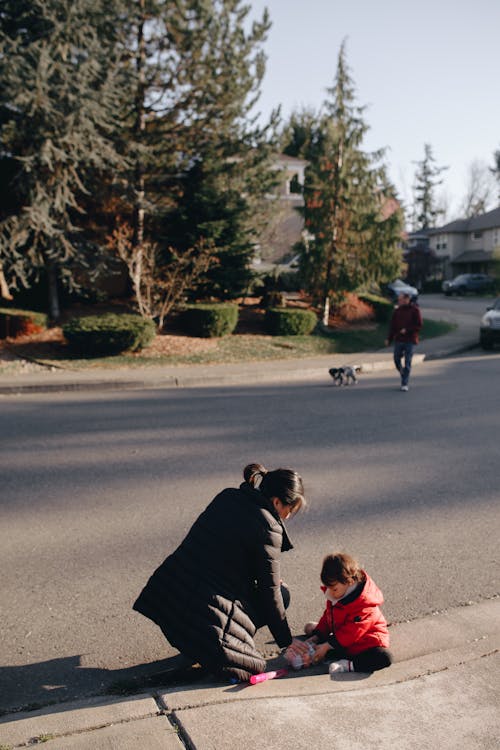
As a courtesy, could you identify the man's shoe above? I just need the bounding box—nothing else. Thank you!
[400,385,409,391]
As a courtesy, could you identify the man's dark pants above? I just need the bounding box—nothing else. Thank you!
[393,341,414,387]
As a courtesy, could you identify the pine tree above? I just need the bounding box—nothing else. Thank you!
[412,143,448,230]
[152,0,279,300]
[101,0,278,305]
[293,42,401,324]
[0,0,125,320]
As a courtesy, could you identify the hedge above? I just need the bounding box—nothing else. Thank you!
[62,313,155,356]
[0,307,48,339]
[265,307,317,336]
[181,304,239,338]
[358,293,394,323]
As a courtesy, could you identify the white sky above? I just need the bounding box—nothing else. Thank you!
[248,0,500,220]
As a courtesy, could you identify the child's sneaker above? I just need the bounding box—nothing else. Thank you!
[329,659,353,675]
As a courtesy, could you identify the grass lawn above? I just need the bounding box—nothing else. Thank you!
[6,318,456,370]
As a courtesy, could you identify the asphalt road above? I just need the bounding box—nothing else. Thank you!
[1,352,499,713]
[419,292,496,316]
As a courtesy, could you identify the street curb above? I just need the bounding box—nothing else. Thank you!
[0,345,478,395]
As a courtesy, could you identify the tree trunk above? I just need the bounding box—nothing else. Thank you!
[47,263,61,322]
[132,1,146,251]
[0,265,13,300]
[321,141,343,327]
[322,296,330,327]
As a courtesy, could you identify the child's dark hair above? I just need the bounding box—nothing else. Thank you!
[320,552,365,586]
[243,462,306,515]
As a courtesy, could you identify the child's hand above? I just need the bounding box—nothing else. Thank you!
[310,642,331,664]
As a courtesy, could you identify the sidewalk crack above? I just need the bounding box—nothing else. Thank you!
[154,694,194,750]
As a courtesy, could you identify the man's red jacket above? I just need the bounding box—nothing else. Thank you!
[387,302,423,344]
[312,573,390,655]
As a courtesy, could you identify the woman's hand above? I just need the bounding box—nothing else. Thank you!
[285,637,317,666]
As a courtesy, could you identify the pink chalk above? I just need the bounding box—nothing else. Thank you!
[249,668,288,685]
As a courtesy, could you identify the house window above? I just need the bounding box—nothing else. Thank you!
[289,174,302,194]
[472,230,482,240]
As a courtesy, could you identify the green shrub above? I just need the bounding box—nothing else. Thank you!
[0,307,48,339]
[181,304,239,338]
[62,314,155,356]
[265,307,317,336]
[358,293,393,323]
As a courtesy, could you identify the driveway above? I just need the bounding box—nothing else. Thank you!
[419,293,496,317]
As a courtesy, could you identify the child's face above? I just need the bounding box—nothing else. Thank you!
[324,580,351,599]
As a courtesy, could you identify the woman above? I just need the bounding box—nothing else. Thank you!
[133,462,306,682]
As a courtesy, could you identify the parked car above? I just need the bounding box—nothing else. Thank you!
[442,273,495,296]
[479,297,500,350]
[385,279,419,303]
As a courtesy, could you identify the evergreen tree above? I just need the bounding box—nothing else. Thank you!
[281,107,324,162]
[288,42,402,324]
[0,0,126,319]
[154,0,278,299]
[412,143,448,230]
[102,0,278,304]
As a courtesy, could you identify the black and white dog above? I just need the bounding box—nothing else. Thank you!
[329,365,361,386]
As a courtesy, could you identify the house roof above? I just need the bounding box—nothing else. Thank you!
[453,250,493,263]
[274,153,309,167]
[430,205,500,234]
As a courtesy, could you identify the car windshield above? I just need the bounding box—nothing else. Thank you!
[453,275,469,283]
[494,299,500,311]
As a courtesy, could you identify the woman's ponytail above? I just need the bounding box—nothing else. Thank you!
[243,463,267,488]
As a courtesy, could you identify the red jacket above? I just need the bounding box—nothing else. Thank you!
[387,303,422,344]
[313,573,389,656]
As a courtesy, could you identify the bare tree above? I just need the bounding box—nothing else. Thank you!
[490,149,500,202]
[460,159,497,218]
[108,223,216,331]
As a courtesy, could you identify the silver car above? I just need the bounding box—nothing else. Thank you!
[386,279,419,303]
[479,298,500,350]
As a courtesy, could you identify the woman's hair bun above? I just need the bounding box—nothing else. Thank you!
[243,463,267,487]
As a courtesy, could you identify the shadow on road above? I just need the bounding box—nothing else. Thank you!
[0,653,206,716]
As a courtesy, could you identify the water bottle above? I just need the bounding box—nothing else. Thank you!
[290,641,316,670]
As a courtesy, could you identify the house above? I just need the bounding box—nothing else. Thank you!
[428,206,500,279]
[252,154,308,272]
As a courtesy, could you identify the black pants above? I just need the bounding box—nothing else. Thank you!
[329,645,393,672]
[251,582,290,628]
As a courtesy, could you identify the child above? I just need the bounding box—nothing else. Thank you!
[287,552,392,673]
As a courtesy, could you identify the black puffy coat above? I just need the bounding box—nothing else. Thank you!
[133,482,294,681]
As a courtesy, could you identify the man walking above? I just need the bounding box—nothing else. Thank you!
[385,292,423,391]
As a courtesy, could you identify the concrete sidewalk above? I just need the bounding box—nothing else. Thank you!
[1,598,498,749]
[0,306,480,395]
